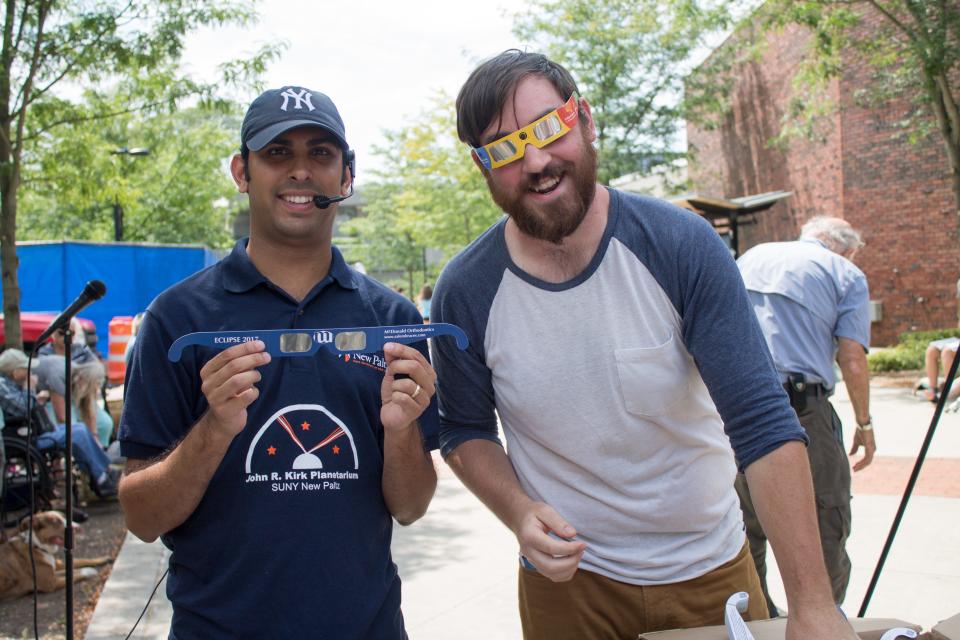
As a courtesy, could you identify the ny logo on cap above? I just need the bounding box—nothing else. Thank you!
[280,88,314,112]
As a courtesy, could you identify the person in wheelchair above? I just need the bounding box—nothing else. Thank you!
[0,349,118,498]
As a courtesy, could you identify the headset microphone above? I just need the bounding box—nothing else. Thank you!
[313,189,352,209]
[314,148,356,209]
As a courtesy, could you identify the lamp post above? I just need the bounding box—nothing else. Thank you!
[110,147,150,241]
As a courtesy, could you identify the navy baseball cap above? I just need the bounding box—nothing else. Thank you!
[241,86,349,152]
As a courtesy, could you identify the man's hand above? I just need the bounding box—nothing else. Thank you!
[514,502,586,582]
[199,340,270,439]
[121,340,269,543]
[380,342,435,432]
[787,604,860,640]
[849,426,876,471]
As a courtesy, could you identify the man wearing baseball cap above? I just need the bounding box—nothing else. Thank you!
[118,87,438,639]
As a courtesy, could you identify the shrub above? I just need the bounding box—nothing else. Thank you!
[867,329,960,373]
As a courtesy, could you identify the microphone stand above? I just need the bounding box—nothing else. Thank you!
[858,344,960,616]
[28,279,106,639]
[63,328,76,640]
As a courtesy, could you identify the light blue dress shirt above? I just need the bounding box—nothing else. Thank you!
[738,238,870,391]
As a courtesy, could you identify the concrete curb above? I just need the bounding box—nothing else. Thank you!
[85,533,171,640]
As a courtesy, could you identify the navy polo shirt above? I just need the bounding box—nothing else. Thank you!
[120,239,437,640]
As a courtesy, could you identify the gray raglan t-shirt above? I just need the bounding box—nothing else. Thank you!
[432,188,807,585]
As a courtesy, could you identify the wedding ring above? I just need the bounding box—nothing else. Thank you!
[411,384,422,400]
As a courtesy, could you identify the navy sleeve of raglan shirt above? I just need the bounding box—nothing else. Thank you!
[433,222,506,457]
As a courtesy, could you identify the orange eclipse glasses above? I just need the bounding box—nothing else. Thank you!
[472,93,580,170]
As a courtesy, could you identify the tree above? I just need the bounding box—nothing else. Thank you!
[688,1,960,223]
[19,91,239,247]
[767,1,960,223]
[340,183,427,294]
[341,94,501,279]
[512,0,738,184]
[1,0,280,348]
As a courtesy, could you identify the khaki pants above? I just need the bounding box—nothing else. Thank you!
[518,541,768,640]
[735,394,852,614]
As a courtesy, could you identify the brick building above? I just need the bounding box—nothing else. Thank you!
[687,10,959,346]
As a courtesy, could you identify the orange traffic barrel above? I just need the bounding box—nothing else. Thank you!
[108,316,134,384]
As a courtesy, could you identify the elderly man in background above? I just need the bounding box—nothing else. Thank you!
[736,216,876,616]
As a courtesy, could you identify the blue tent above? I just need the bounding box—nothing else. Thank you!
[7,241,218,353]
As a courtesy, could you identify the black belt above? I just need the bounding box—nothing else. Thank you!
[782,382,827,398]
[783,379,826,411]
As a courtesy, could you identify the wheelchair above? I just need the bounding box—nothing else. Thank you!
[1,418,78,528]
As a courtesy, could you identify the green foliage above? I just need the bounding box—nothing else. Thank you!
[693,1,960,191]
[0,0,282,346]
[867,328,960,372]
[897,328,960,347]
[513,0,741,184]
[18,90,239,246]
[685,15,768,133]
[341,94,502,277]
[767,1,959,149]
[868,346,924,373]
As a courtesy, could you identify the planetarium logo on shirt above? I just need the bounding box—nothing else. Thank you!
[244,404,360,493]
[339,352,386,373]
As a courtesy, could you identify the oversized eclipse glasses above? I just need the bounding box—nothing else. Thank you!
[472,93,580,170]
[167,323,469,362]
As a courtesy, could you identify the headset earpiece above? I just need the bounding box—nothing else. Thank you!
[345,149,356,179]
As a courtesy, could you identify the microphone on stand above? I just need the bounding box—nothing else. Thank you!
[30,279,106,640]
[33,280,107,349]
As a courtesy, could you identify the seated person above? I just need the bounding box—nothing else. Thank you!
[920,337,960,402]
[34,321,105,437]
[35,318,98,363]
[68,361,112,447]
[0,349,118,498]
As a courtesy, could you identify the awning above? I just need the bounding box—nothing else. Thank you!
[671,190,792,257]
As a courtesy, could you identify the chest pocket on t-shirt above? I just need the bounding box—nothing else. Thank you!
[614,332,692,417]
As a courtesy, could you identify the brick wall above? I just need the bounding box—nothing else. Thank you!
[688,12,959,345]
[839,10,959,344]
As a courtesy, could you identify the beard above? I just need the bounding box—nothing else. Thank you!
[486,133,598,245]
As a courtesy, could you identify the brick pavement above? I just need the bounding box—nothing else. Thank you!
[853,456,960,498]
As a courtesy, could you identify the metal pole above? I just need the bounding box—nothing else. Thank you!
[63,328,75,640]
[858,344,960,615]
[730,212,740,258]
[113,197,123,242]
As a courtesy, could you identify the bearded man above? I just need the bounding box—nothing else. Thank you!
[430,50,860,640]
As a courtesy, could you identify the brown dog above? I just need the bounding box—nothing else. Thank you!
[0,510,112,600]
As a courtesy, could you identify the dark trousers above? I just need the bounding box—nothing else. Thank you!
[735,392,852,615]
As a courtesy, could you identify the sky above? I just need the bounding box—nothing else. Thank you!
[182,0,530,184]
